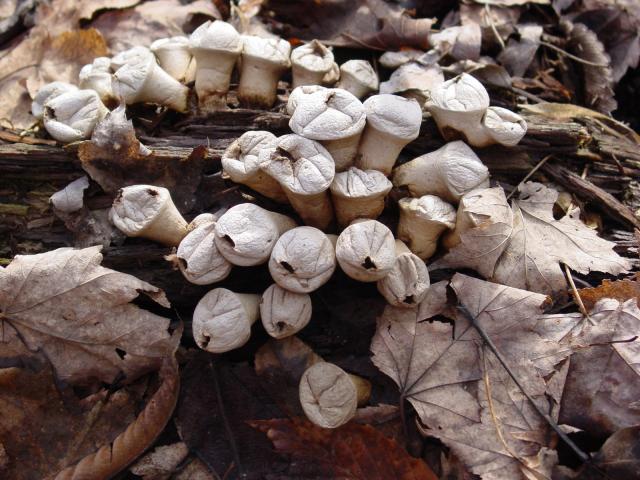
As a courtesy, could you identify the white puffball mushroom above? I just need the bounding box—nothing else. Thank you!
[286,84,327,115]
[150,36,193,83]
[192,288,260,353]
[289,88,366,171]
[377,240,430,308]
[79,57,115,105]
[397,195,456,260]
[299,362,370,429]
[425,73,490,143]
[109,185,189,246]
[221,130,288,203]
[259,134,336,230]
[290,40,335,88]
[189,20,242,109]
[336,219,396,282]
[43,89,109,143]
[336,60,378,99]
[355,94,422,175]
[379,62,445,106]
[214,203,296,266]
[379,49,424,69]
[175,217,232,285]
[482,106,527,146]
[260,284,312,339]
[322,61,340,86]
[268,226,336,293]
[329,167,392,227]
[392,141,490,203]
[111,46,151,70]
[238,35,291,108]
[112,48,189,112]
[31,82,78,120]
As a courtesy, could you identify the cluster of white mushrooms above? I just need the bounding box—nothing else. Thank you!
[38,19,529,429]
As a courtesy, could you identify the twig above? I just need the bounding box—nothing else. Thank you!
[564,263,592,321]
[457,304,590,463]
[484,3,505,51]
[539,41,609,68]
[506,154,553,200]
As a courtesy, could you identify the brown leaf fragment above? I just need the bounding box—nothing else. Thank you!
[497,24,542,77]
[433,183,631,298]
[0,245,180,386]
[577,273,640,310]
[77,106,205,211]
[574,425,640,479]
[250,418,438,480]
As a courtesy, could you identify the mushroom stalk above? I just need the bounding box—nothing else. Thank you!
[109,185,188,246]
[336,60,378,99]
[290,40,335,88]
[329,167,392,227]
[260,284,312,339]
[335,219,396,282]
[214,203,296,266]
[150,36,193,82]
[397,195,456,260]
[268,226,337,293]
[193,288,260,353]
[356,94,422,175]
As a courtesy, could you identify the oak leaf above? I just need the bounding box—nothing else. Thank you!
[371,274,578,479]
[0,246,180,386]
[433,183,630,297]
[250,418,438,480]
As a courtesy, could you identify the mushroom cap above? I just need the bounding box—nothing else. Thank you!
[150,35,190,52]
[379,62,444,96]
[335,219,396,282]
[260,284,312,339]
[399,195,457,228]
[43,89,107,143]
[290,39,334,73]
[79,57,111,79]
[339,60,378,90]
[329,167,392,199]
[260,134,335,196]
[112,52,158,102]
[222,130,277,181]
[268,226,336,293]
[111,46,153,70]
[377,252,430,308]
[110,185,172,236]
[363,94,422,140]
[176,219,232,285]
[189,20,242,54]
[31,81,78,119]
[192,288,254,353]
[482,106,527,146]
[241,35,291,68]
[379,49,424,69]
[299,362,358,428]
[214,203,291,266]
[426,72,489,113]
[289,88,366,140]
[286,85,328,115]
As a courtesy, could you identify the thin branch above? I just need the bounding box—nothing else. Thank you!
[564,263,593,322]
[540,41,609,68]
[484,4,506,51]
[506,154,553,200]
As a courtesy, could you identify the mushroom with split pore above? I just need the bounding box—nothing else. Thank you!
[397,195,456,260]
[173,213,232,285]
[43,89,109,143]
[336,60,378,99]
[286,85,327,115]
[112,47,189,112]
[260,284,312,339]
[221,130,288,203]
[79,57,115,105]
[290,40,335,88]
[150,36,194,83]
[481,106,527,147]
[377,240,430,307]
[299,362,371,429]
[268,226,336,293]
[109,185,188,246]
[355,94,422,175]
[336,219,396,282]
[289,88,366,171]
[392,140,490,203]
[31,81,78,119]
[214,203,296,266]
[238,35,291,108]
[192,288,260,353]
[259,134,335,230]
[329,167,392,227]
[189,20,242,109]
[322,61,340,86]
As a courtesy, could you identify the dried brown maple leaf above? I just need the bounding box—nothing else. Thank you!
[371,274,580,480]
[0,246,180,386]
[250,417,438,480]
[433,183,631,298]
